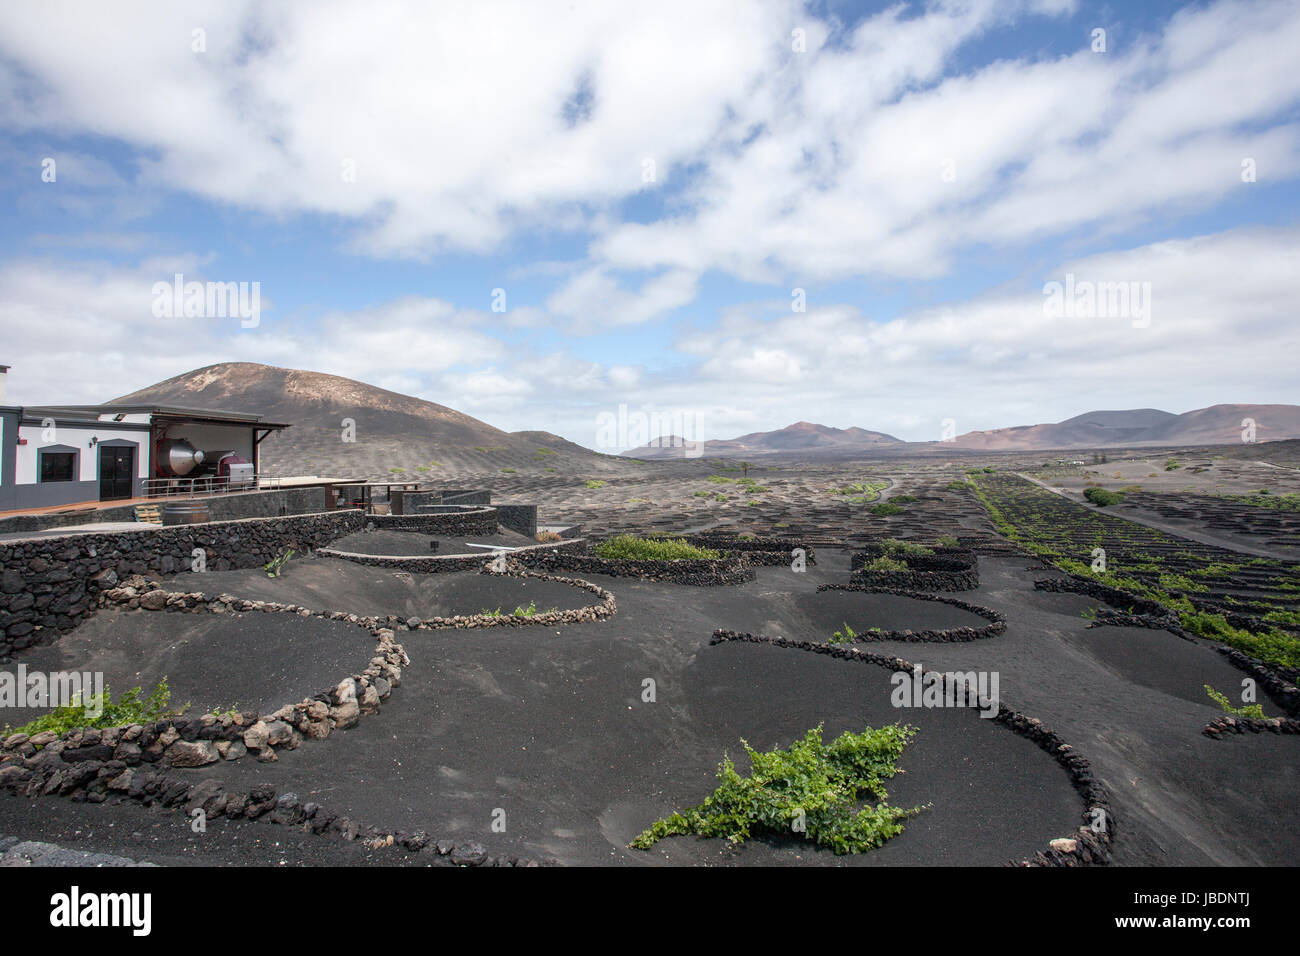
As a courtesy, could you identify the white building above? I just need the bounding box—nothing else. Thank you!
[0,391,289,513]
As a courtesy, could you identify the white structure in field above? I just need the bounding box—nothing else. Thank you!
[0,370,288,513]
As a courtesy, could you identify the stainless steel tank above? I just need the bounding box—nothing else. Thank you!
[156,439,205,477]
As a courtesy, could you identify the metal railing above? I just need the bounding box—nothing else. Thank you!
[142,474,282,499]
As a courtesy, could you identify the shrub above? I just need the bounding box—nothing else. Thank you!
[945,480,970,491]
[535,531,562,543]
[594,535,722,561]
[879,539,933,557]
[830,623,856,644]
[1204,684,1265,719]
[3,679,184,738]
[629,724,925,855]
[585,480,607,489]
[1165,458,1182,471]
[862,555,908,572]
[1083,487,1124,506]
[935,535,960,548]
[870,502,902,516]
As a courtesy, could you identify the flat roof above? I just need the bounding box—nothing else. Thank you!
[21,404,291,429]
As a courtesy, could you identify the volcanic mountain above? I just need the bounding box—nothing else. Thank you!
[109,362,627,478]
[949,404,1300,450]
[622,405,1300,458]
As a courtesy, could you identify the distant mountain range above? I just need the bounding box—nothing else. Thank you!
[108,364,1300,475]
[624,421,903,458]
[624,405,1300,458]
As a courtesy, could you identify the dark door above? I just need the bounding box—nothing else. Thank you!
[99,445,135,500]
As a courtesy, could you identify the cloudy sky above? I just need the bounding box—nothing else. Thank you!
[1,0,1297,448]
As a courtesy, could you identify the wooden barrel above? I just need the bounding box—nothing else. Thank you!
[162,500,211,525]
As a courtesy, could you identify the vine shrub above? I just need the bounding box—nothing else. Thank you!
[630,724,926,855]
[594,535,722,561]
[3,679,183,738]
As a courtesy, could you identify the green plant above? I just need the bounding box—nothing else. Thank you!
[829,623,856,644]
[1165,458,1182,471]
[1083,487,1124,506]
[870,502,902,516]
[594,535,722,561]
[1204,685,1265,719]
[861,555,907,572]
[3,679,186,738]
[501,467,516,473]
[264,548,296,577]
[879,539,934,557]
[935,535,960,548]
[629,724,925,855]
[585,479,608,489]
[946,480,971,491]
[480,607,503,617]
[509,601,555,618]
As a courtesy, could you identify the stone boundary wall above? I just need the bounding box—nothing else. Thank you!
[709,629,1112,867]
[367,507,498,536]
[513,547,757,586]
[1,578,405,774]
[317,537,585,574]
[1214,646,1300,718]
[401,567,615,630]
[849,547,979,591]
[1037,576,1300,717]
[1033,576,1173,620]
[815,584,1006,642]
[0,766,545,866]
[0,486,331,537]
[0,510,364,659]
[1202,714,1300,737]
[681,534,817,567]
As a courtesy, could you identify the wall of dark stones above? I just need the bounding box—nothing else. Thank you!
[514,548,756,586]
[370,509,499,536]
[0,510,363,660]
[0,486,331,536]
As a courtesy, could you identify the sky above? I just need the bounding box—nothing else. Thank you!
[0,0,1297,450]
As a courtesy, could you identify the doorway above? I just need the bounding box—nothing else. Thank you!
[99,444,135,500]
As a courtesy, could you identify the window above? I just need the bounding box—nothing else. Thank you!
[40,451,76,482]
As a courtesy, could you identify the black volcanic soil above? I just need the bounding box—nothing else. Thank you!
[1,541,1295,866]
[165,555,599,619]
[4,608,370,716]
[327,528,535,557]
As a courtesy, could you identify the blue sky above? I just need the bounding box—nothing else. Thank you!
[1,0,1298,448]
